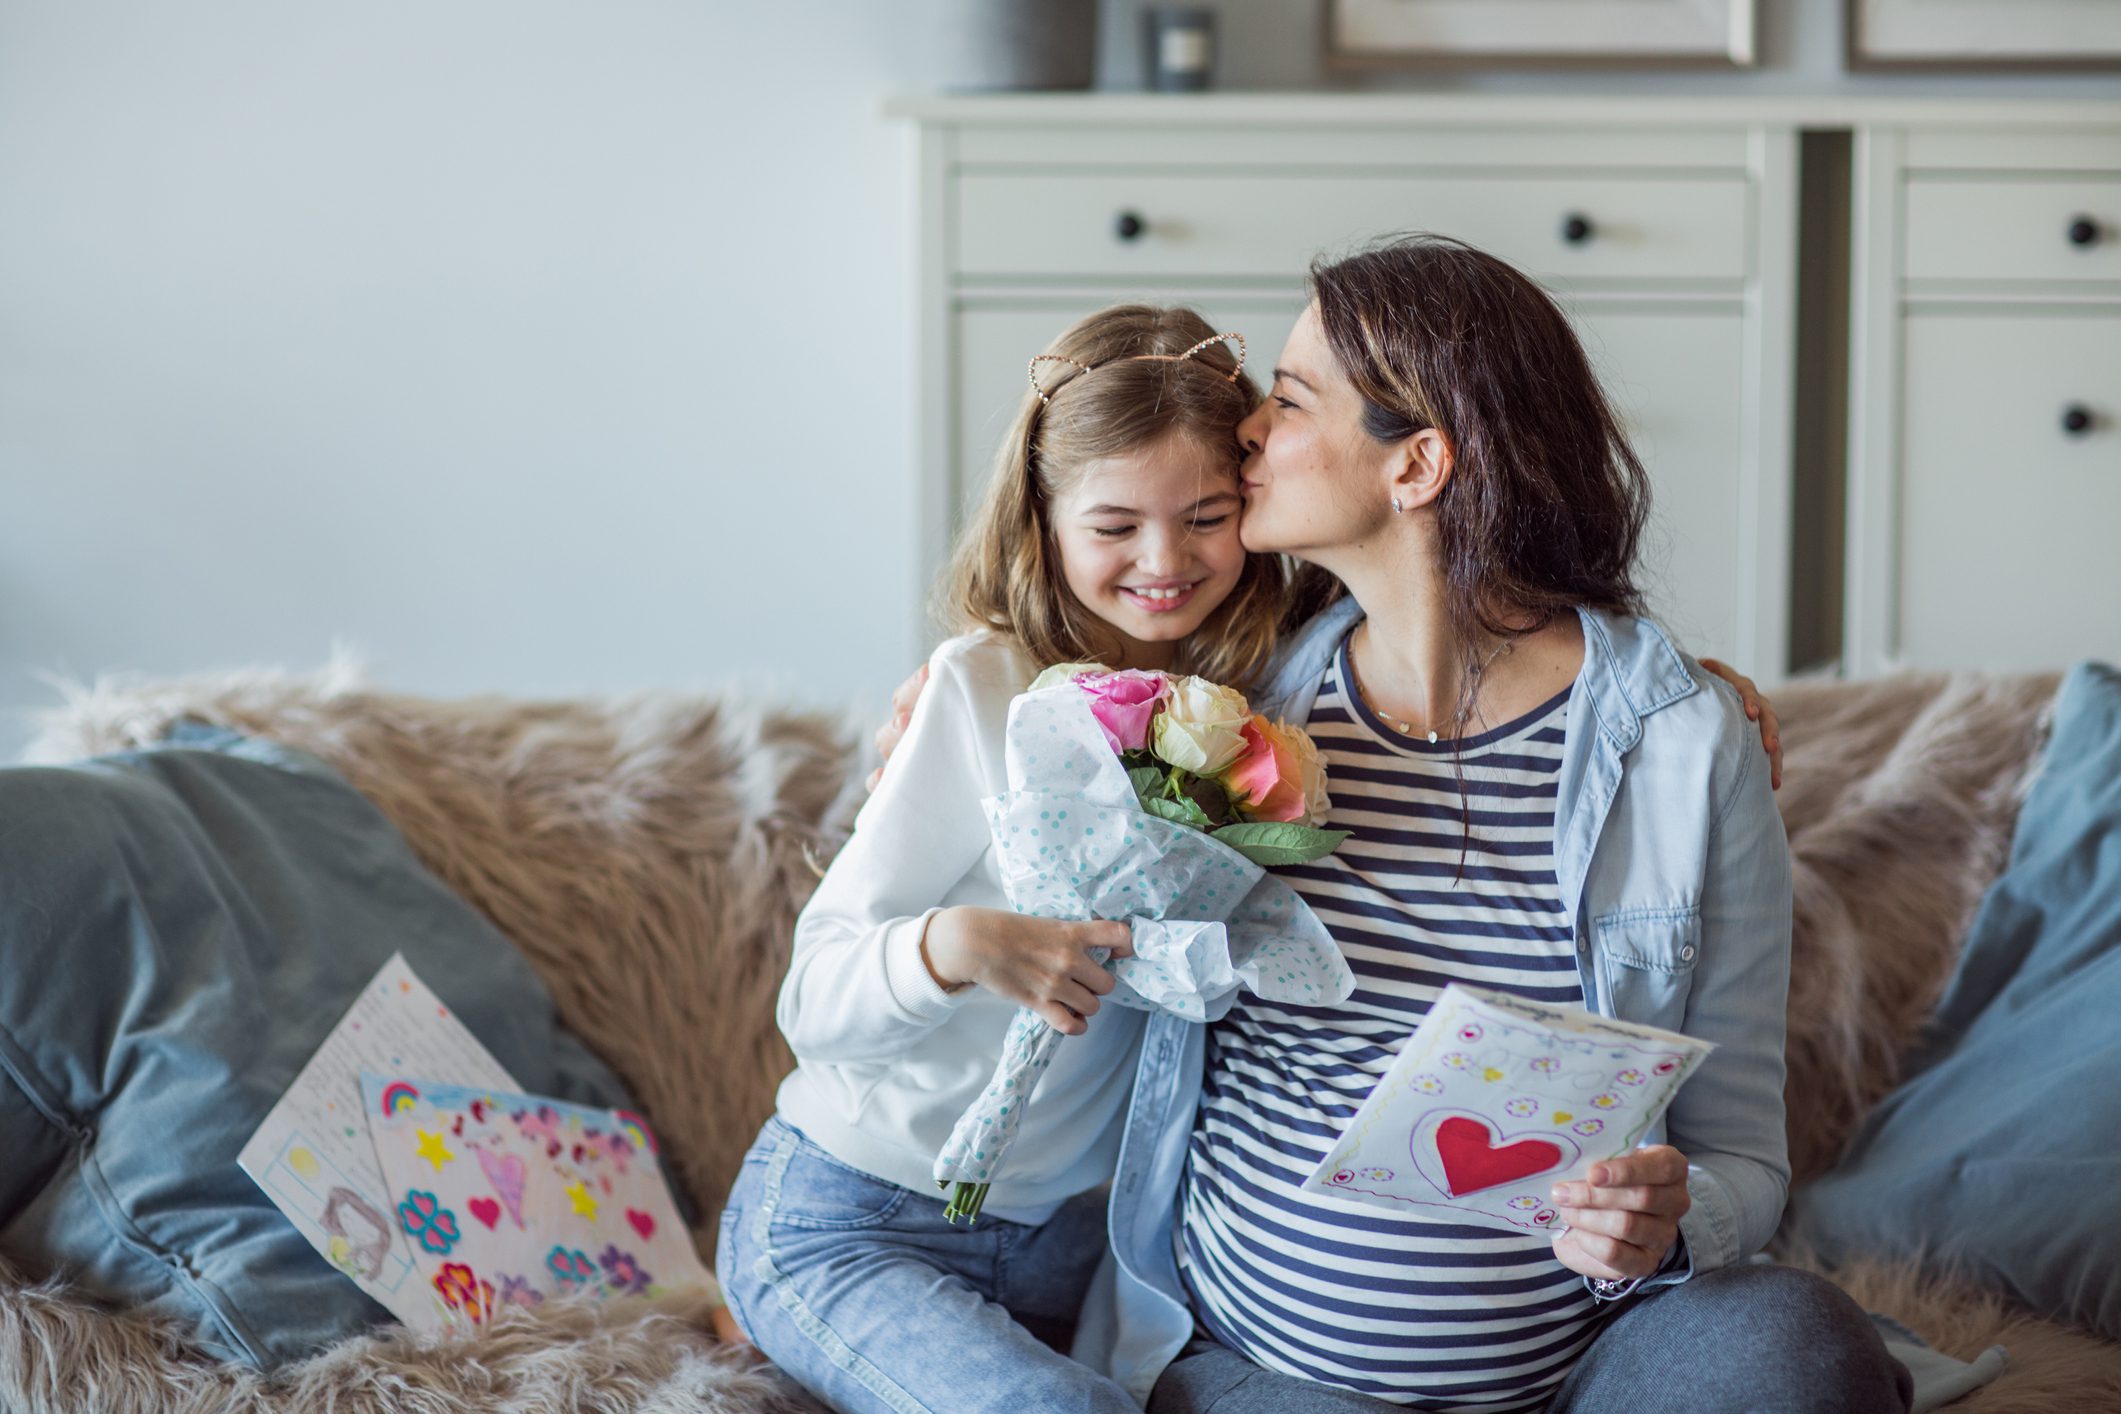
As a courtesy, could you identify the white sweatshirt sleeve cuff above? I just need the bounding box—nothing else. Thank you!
[883,909,974,1020]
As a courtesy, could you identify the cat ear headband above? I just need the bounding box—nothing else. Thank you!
[1028,331,1247,407]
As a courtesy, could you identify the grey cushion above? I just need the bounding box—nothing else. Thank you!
[1788,661,2121,1339]
[0,723,633,1367]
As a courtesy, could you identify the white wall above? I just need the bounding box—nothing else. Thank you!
[0,3,986,757]
[4,1,2117,760]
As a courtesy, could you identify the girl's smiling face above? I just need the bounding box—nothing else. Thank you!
[1051,430,1248,670]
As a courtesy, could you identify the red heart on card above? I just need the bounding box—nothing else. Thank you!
[468,1197,502,1230]
[1434,1116,1567,1197]
[626,1208,655,1241]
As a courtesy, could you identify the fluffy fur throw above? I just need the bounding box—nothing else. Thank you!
[1768,671,2062,1184]
[5,661,2115,1412]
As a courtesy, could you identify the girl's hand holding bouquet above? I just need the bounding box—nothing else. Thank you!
[919,909,1132,1037]
[934,664,1356,1223]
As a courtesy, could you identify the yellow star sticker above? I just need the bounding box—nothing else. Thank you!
[565,1179,599,1221]
[414,1127,455,1172]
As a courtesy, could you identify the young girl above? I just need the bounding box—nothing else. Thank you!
[714,305,1287,1414]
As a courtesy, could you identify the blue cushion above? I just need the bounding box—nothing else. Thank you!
[0,723,634,1367]
[1787,662,2121,1339]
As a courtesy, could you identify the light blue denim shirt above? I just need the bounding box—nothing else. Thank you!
[1074,598,1795,1405]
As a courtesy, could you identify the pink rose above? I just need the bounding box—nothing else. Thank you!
[1076,670,1170,754]
[1218,716,1316,824]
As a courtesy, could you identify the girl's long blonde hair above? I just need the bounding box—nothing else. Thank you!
[941,304,1287,688]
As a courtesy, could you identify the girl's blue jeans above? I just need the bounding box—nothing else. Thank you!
[718,1116,1137,1414]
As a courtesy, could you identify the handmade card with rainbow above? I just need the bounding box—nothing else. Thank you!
[238,953,520,1331]
[1302,984,1715,1234]
[360,1072,711,1328]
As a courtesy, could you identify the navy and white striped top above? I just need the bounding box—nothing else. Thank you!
[1177,634,1593,1410]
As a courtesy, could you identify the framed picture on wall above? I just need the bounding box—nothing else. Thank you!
[1327,0,1755,67]
[1849,0,2121,68]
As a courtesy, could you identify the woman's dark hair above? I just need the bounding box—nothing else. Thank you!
[1293,233,1652,728]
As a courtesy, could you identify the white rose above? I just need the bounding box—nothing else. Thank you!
[1286,723,1332,824]
[1152,676,1253,775]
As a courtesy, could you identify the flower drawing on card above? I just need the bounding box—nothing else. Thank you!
[547,1246,596,1286]
[397,1190,460,1255]
[497,1273,543,1309]
[598,1244,652,1295]
[433,1262,493,1322]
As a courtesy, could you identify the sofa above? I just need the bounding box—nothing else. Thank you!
[1,660,2116,1412]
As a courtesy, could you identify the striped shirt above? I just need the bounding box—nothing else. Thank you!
[1177,634,1594,1410]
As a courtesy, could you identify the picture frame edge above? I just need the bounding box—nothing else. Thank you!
[1321,0,1760,71]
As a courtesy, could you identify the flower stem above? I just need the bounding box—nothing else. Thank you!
[942,1181,989,1226]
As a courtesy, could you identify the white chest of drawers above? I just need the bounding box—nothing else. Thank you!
[1847,121,2121,673]
[893,96,1799,674]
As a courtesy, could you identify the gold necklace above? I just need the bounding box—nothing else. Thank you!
[1349,626,1512,744]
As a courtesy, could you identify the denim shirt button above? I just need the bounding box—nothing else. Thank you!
[1680,945,1696,961]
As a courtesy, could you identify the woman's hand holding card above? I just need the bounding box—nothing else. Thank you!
[1549,1146,1691,1281]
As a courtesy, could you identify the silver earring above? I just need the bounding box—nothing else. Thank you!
[1391,496,1403,514]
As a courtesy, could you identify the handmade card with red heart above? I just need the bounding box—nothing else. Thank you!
[360,1072,711,1328]
[1301,984,1714,1233]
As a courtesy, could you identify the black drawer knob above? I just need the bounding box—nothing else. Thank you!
[1560,213,1594,246]
[2068,216,2101,248]
[2062,404,2094,436]
[1114,211,1146,242]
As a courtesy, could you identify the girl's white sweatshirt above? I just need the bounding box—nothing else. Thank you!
[772,631,1147,1221]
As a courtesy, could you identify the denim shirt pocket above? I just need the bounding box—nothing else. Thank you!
[1592,906,1701,1032]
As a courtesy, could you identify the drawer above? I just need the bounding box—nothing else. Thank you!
[1895,308,2121,671]
[953,172,1750,284]
[1904,176,2121,283]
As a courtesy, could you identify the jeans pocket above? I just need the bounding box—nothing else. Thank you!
[770,1141,910,1232]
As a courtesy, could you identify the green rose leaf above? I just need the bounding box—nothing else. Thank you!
[1144,795,1214,830]
[1127,765,1167,799]
[1210,821,1352,866]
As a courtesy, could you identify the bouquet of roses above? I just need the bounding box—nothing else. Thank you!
[935,663,1356,1224]
[1050,663,1350,865]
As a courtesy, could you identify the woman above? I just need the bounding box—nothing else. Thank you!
[873,236,1906,1412]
